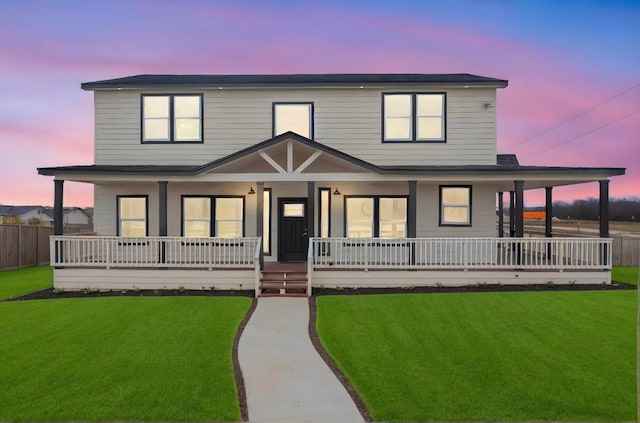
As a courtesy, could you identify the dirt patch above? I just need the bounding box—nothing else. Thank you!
[4,288,254,302]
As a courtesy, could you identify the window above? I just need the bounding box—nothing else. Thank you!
[182,196,244,237]
[345,196,407,238]
[319,188,330,238]
[142,94,202,142]
[263,189,271,255]
[273,103,313,139]
[117,196,147,236]
[383,93,445,142]
[440,186,471,226]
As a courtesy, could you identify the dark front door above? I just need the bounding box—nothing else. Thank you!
[278,198,308,262]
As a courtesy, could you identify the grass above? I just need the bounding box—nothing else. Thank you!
[0,265,52,300]
[317,291,637,422]
[0,296,251,421]
[612,266,639,285]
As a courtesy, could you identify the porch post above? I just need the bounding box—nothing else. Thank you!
[599,180,609,238]
[497,191,504,237]
[307,182,315,238]
[54,180,64,235]
[514,181,524,238]
[158,181,168,236]
[256,182,264,269]
[545,187,553,238]
[599,179,610,266]
[407,181,417,238]
[509,191,515,237]
[158,181,168,266]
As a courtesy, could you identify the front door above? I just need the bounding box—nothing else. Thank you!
[278,198,308,262]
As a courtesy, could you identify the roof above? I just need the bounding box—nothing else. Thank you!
[38,132,625,181]
[81,73,509,90]
[0,205,53,218]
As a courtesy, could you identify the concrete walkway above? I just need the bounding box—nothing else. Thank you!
[238,297,364,423]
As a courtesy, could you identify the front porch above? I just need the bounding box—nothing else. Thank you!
[51,236,613,296]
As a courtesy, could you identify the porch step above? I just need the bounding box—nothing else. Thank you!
[258,264,309,297]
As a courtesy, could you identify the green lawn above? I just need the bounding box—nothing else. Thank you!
[317,291,637,422]
[0,265,52,300]
[0,296,251,421]
[612,266,639,285]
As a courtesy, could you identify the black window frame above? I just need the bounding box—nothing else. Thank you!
[141,94,204,144]
[272,102,314,140]
[181,195,246,237]
[116,195,149,237]
[381,92,446,143]
[343,195,408,238]
[439,185,472,227]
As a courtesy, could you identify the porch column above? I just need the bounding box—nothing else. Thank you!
[158,181,168,266]
[256,182,264,269]
[509,191,515,237]
[53,180,64,235]
[407,181,417,238]
[545,187,553,238]
[307,182,315,238]
[599,180,609,238]
[497,191,504,237]
[514,181,524,238]
[158,181,168,236]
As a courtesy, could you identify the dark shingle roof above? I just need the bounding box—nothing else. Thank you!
[82,73,509,90]
[497,154,520,167]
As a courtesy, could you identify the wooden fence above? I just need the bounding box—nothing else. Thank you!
[612,237,640,267]
[0,225,54,270]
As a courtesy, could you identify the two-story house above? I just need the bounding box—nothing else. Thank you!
[38,74,624,295]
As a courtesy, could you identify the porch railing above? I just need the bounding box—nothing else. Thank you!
[309,237,612,270]
[50,236,261,269]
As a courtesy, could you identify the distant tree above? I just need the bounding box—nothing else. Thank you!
[27,217,44,226]
[553,196,640,222]
[2,215,24,225]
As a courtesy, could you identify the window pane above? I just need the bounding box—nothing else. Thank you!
[216,198,243,220]
[417,94,443,116]
[275,104,311,138]
[380,198,406,220]
[144,119,170,140]
[443,187,470,205]
[185,221,210,238]
[217,221,242,238]
[385,117,411,140]
[380,221,406,238]
[346,198,373,238]
[174,96,200,118]
[417,117,443,140]
[121,221,146,237]
[120,198,146,219]
[283,203,305,217]
[320,189,330,238]
[384,95,411,117]
[184,198,210,219]
[144,96,169,118]
[443,207,469,223]
[175,118,201,141]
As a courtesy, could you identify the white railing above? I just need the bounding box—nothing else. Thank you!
[309,237,612,270]
[51,236,261,269]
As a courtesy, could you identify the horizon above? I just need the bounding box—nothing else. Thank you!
[1,0,638,208]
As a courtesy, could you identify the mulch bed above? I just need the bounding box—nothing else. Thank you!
[4,288,254,301]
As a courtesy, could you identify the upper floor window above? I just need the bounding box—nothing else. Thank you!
[383,93,445,142]
[117,196,148,236]
[273,103,313,139]
[439,186,471,226]
[142,94,203,143]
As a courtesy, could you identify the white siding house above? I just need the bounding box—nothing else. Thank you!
[39,74,625,295]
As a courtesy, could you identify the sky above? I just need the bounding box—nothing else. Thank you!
[0,0,638,208]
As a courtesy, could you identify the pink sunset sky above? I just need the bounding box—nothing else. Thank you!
[0,0,638,208]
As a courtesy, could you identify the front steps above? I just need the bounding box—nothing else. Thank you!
[259,263,308,297]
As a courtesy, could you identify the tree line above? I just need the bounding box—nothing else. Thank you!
[552,197,640,222]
